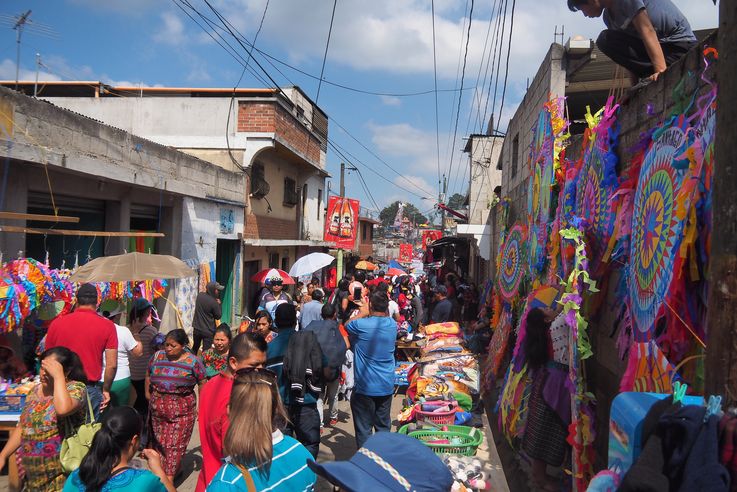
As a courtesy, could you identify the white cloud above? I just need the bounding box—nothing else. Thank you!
[397,175,436,198]
[68,0,160,14]
[153,12,187,46]
[0,59,60,82]
[379,95,402,107]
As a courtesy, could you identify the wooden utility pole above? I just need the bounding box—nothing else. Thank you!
[705,0,737,402]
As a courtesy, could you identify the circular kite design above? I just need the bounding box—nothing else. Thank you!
[499,224,527,302]
[628,126,686,337]
[575,147,617,273]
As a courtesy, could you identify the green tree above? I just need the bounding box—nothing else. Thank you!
[379,201,429,228]
[447,193,466,211]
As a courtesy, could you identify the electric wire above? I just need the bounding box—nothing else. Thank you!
[179,0,436,203]
[327,138,433,201]
[224,0,270,173]
[315,0,337,103]
[469,0,516,222]
[430,0,442,195]
[445,0,475,195]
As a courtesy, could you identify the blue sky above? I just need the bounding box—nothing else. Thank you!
[0,0,719,216]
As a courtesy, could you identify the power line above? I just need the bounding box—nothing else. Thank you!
[330,117,435,198]
[450,0,505,198]
[446,0,474,190]
[179,0,435,203]
[315,0,337,103]
[224,0,270,173]
[328,138,433,201]
[431,0,441,195]
[469,0,516,223]
[452,0,507,199]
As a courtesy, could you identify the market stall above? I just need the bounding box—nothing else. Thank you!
[394,322,492,491]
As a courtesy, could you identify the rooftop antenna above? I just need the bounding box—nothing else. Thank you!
[0,11,59,89]
[12,10,31,89]
[554,25,565,45]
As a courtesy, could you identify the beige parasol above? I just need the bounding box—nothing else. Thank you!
[69,252,196,283]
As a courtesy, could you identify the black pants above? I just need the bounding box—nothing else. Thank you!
[596,29,696,79]
[192,332,213,355]
[131,379,149,445]
[287,403,320,458]
[350,393,392,449]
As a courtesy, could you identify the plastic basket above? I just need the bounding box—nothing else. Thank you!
[406,429,481,456]
[0,394,26,415]
[414,402,456,425]
[398,424,483,448]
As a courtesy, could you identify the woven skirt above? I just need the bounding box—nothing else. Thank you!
[521,369,568,466]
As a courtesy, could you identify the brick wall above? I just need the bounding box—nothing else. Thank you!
[244,213,298,240]
[238,101,321,164]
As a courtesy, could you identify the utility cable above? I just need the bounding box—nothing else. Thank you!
[224,0,270,173]
[315,0,337,103]
[181,0,435,202]
[431,0,442,195]
[445,0,474,194]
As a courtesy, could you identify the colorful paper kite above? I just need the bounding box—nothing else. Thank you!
[627,122,689,339]
[498,223,527,302]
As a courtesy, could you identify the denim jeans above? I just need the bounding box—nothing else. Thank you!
[86,383,103,422]
[350,393,392,449]
[288,403,321,458]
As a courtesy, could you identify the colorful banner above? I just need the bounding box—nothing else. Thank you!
[324,196,360,249]
[399,243,413,263]
[421,229,443,249]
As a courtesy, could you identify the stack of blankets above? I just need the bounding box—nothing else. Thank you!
[405,322,479,408]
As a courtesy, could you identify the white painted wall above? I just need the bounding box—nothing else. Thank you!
[180,197,243,264]
[49,97,238,150]
[468,136,504,226]
[302,174,326,241]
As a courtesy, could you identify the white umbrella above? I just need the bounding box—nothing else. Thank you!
[288,252,335,277]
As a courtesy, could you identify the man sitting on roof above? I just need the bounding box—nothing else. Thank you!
[567,0,697,86]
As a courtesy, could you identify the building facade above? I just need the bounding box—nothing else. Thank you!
[0,85,245,331]
[14,82,331,317]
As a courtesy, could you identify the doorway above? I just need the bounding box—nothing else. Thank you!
[244,259,262,317]
[216,239,239,327]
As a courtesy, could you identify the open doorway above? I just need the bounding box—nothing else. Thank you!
[216,239,239,326]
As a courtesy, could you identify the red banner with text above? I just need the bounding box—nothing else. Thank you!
[399,243,413,263]
[324,196,360,249]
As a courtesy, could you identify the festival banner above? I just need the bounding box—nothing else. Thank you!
[421,229,443,249]
[399,243,413,263]
[324,196,360,249]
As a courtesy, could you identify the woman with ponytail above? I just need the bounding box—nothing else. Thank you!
[63,406,175,492]
[206,368,315,491]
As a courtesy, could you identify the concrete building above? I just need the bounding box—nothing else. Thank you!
[355,210,379,259]
[0,85,245,331]
[6,82,332,316]
[456,132,504,280]
[487,31,717,485]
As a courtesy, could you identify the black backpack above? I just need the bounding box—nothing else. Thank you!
[303,319,347,382]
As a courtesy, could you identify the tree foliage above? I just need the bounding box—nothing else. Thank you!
[379,201,429,227]
[447,193,466,211]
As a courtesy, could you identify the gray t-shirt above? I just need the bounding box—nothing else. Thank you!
[604,0,696,44]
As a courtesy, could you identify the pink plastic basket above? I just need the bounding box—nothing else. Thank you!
[414,402,457,425]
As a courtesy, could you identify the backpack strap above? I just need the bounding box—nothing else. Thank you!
[234,463,257,492]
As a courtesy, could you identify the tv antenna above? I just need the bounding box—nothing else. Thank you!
[554,25,565,45]
[0,11,60,89]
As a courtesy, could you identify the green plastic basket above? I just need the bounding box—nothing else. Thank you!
[398,424,483,445]
[398,427,482,456]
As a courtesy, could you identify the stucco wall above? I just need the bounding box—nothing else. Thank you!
[497,44,566,225]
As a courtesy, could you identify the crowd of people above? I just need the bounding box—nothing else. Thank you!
[0,263,491,491]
